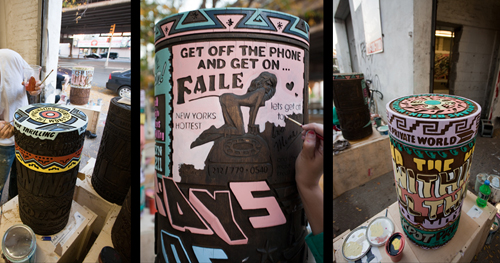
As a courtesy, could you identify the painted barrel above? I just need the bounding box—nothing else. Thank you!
[91,97,131,205]
[13,103,87,235]
[111,188,131,263]
[70,86,91,105]
[332,73,372,140]
[386,94,481,249]
[154,8,310,262]
[70,66,93,105]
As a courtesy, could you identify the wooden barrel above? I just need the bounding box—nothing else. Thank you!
[91,97,131,205]
[111,188,131,263]
[70,86,91,105]
[13,103,87,235]
[332,73,372,140]
[386,94,481,248]
[154,8,310,262]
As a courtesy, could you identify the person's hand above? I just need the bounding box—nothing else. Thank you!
[0,121,14,139]
[22,80,43,96]
[295,123,323,235]
[295,123,324,188]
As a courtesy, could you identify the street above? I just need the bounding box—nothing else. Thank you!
[58,57,130,88]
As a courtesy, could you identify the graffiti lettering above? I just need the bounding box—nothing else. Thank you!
[159,177,286,244]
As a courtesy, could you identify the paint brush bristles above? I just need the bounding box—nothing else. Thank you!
[284,115,323,140]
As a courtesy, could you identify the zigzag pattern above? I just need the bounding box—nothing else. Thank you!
[15,145,82,173]
[155,8,309,44]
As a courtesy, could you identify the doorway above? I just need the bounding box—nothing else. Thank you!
[432,29,454,94]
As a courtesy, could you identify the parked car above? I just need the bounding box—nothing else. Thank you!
[84,53,100,59]
[100,52,118,59]
[106,69,131,98]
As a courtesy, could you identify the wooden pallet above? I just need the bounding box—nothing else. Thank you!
[82,205,121,262]
[74,158,121,236]
[0,196,97,263]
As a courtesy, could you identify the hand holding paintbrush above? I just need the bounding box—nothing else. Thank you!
[284,115,324,140]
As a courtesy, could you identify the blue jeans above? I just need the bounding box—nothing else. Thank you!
[0,145,15,201]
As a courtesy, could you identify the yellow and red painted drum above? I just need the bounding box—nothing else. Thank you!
[70,66,93,105]
[386,94,481,249]
[13,103,87,235]
[154,8,310,262]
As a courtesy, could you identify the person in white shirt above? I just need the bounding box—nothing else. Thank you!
[0,49,42,201]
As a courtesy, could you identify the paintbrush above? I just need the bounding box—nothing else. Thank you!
[284,115,323,140]
[40,69,54,86]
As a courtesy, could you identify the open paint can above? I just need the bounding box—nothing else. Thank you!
[385,232,405,262]
[2,224,36,263]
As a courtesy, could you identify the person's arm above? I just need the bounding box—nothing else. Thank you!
[295,123,324,235]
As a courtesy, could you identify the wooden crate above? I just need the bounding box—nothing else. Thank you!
[0,196,97,263]
[74,158,121,236]
[334,190,495,263]
[72,104,101,134]
[57,99,101,134]
[82,205,121,262]
[333,126,393,198]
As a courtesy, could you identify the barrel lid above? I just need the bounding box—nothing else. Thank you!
[386,94,481,149]
[72,66,94,71]
[154,8,310,49]
[333,73,364,80]
[14,103,88,140]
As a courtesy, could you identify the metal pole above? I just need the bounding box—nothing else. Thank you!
[105,35,113,67]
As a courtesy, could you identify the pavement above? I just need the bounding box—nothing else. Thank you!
[333,128,500,262]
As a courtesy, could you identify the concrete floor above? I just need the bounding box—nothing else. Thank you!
[333,128,500,262]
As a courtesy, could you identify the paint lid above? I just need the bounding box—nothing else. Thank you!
[13,103,88,141]
[342,226,371,261]
[2,224,36,261]
[366,217,395,246]
[377,125,389,132]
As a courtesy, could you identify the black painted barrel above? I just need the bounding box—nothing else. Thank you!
[154,8,310,262]
[13,103,87,235]
[91,97,131,205]
[333,73,372,140]
[111,188,131,263]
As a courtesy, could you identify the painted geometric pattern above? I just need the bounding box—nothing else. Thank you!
[155,8,309,45]
[15,144,82,173]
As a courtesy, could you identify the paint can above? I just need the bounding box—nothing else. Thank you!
[488,174,500,203]
[385,232,405,262]
[332,73,372,140]
[91,97,131,205]
[70,66,93,105]
[485,217,499,245]
[2,224,36,263]
[111,188,131,263]
[13,103,87,235]
[154,8,310,262]
[386,94,481,249]
[377,125,389,136]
